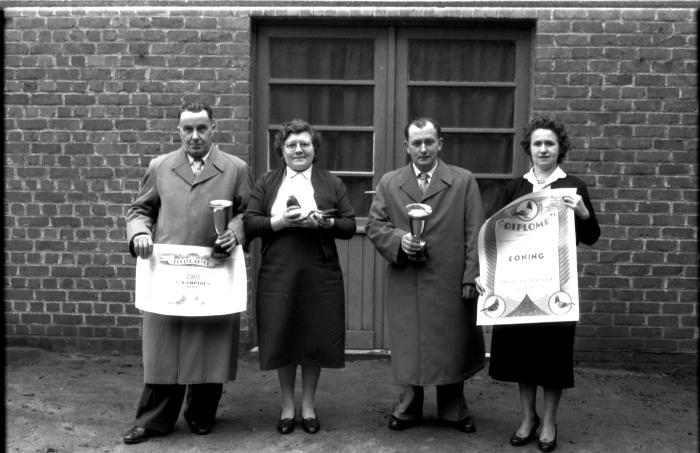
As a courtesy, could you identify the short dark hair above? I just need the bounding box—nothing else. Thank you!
[273,119,322,162]
[520,115,570,164]
[404,117,441,140]
[180,102,213,120]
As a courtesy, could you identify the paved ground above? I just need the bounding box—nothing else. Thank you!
[5,347,698,453]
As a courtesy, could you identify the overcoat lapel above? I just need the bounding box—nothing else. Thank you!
[171,145,224,187]
[422,160,453,200]
[171,147,196,186]
[398,165,422,202]
[196,146,225,186]
[398,160,454,202]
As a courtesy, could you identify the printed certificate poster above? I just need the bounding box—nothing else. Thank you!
[477,188,579,326]
[135,243,246,316]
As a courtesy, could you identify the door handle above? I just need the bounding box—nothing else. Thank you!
[364,191,376,195]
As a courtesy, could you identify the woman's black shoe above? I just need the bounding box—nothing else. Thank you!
[538,425,557,452]
[276,417,295,434]
[510,415,540,446]
[302,417,320,434]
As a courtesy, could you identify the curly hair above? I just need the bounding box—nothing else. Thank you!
[273,119,322,163]
[520,115,570,164]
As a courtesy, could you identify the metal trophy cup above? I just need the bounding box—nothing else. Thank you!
[406,203,432,261]
[208,199,233,258]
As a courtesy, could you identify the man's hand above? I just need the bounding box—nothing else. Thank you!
[462,283,477,301]
[216,229,238,254]
[401,233,422,256]
[133,234,154,259]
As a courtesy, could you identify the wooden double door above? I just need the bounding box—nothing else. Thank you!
[253,22,531,350]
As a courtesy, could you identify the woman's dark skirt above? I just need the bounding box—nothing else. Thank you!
[489,322,576,389]
[256,228,345,370]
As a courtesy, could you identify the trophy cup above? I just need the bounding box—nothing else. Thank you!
[208,199,233,258]
[406,203,432,261]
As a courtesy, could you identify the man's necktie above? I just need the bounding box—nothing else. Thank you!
[192,158,204,175]
[418,172,429,195]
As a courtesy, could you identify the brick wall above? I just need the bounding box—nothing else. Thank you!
[4,3,698,369]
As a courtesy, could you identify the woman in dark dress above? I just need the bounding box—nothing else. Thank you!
[477,115,600,452]
[243,119,356,435]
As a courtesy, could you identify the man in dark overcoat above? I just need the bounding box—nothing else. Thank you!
[366,117,485,433]
[123,101,252,444]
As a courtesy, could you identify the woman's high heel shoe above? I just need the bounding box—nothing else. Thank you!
[538,425,557,452]
[510,415,540,446]
[276,411,296,435]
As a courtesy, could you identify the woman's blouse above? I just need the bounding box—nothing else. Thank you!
[270,165,318,217]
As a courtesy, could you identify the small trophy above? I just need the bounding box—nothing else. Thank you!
[208,199,233,258]
[406,203,432,261]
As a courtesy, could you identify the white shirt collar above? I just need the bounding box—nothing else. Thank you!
[524,166,567,190]
[285,164,313,180]
[412,162,437,179]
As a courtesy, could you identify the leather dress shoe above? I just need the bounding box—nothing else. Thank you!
[441,415,476,433]
[277,417,295,434]
[538,425,557,452]
[185,418,213,435]
[123,426,161,444]
[302,417,320,434]
[388,415,421,431]
[510,415,540,446]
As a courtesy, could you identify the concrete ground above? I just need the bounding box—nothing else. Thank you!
[5,347,697,453]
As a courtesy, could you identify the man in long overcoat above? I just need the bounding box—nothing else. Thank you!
[366,117,485,433]
[123,101,252,444]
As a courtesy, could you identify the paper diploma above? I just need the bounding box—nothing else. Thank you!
[477,188,579,325]
[135,243,247,316]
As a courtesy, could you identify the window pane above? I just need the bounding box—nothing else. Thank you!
[267,130,374,173]
[319,131,373,172]
[409,39,515,82]
[440,133,514,174]
[270,85,374,126]
[270,38,375,80]
[339,175,374,217]
[409,86,514,128]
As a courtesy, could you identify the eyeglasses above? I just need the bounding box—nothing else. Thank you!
[284,141,313,151]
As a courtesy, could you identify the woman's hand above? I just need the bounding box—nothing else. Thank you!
[271,206,310,230]
[308,211,334,229]
[474,276,486,296]
[562,194,589,219]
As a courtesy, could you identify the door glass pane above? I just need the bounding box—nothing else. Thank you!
[408,86,514,128]
[339,176,374,217]
[319,131,374,172]
[409,39,515,82]
[270,38,375,80]
[440,133,513,173]
[268,130,374,173]
[270,85,374,126]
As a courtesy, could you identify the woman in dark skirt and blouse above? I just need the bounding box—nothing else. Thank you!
[477,115,600,452]
[244,119,356,435]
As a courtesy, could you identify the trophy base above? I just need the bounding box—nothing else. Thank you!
[407,245,428,262]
